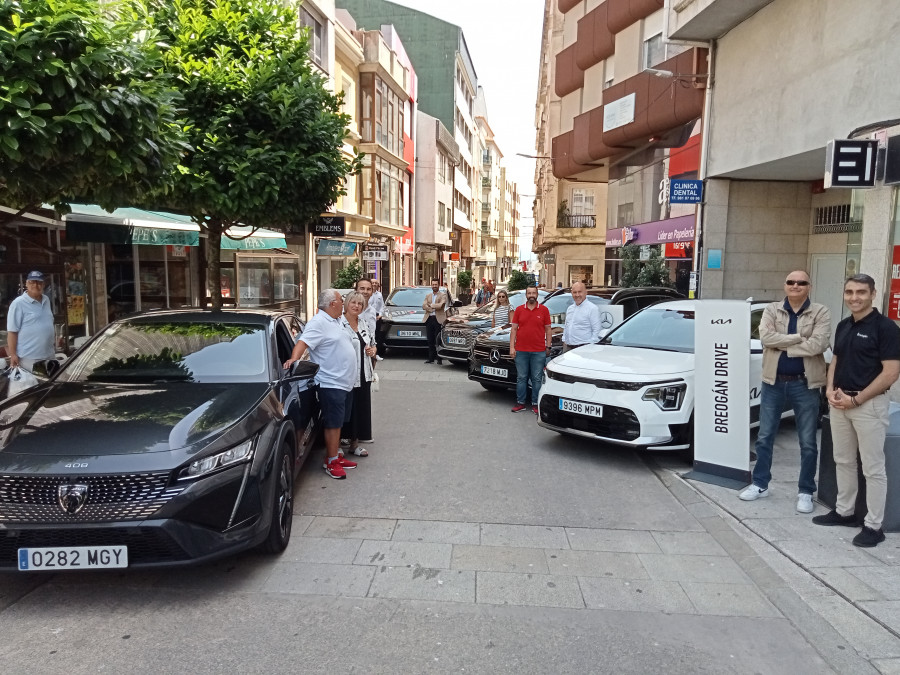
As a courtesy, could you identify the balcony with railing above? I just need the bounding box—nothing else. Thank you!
[558,214,596,229]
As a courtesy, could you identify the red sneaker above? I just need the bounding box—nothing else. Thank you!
[323,458,347,479]
[532,405,539,415]
[336,455,357,470]
[511,403,527,413]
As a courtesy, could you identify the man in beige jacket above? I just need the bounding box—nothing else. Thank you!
[739,270,831,514]
[422,277,448,364]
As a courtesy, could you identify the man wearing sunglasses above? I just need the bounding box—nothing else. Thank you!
[740,271,831,514]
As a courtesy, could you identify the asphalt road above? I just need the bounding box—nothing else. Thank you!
[0,353,862,673]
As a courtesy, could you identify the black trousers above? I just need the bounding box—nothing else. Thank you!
[341,381,372,442]
[425,315,441,361]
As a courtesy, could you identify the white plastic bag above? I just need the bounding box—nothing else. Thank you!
[371,372,380,393]
[7,367,39,398]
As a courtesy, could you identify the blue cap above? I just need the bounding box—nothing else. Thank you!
[26,270,44,282]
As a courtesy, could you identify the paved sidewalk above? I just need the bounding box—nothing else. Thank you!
[662,421,900,672]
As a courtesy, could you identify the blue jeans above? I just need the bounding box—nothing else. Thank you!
[515,350,546,405]
[752,380,821,494]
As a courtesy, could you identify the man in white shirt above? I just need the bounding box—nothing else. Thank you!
[6,270,55,371]
[356,278,377,336]
[562,282,601,353]
[285,288,358,479]
[370,280,385,317]
[422,277,448,364]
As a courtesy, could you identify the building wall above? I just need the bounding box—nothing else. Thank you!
[708,0,900,178]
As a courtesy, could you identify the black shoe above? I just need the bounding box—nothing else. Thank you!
[424,359,435,364]
[437,359,443,365]
[853,526,886,548]
[811,509,857,527]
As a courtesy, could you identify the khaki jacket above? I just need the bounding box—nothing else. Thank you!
[422,291,448,324]
[759,300,831,388]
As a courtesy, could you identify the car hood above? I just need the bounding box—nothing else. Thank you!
[475,324,564,346]
[549,344,695,378]
[446,315,492,330]
[0,381,270,458]
[383,306,426,322]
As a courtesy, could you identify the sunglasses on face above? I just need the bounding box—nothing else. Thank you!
[785,280,809,286]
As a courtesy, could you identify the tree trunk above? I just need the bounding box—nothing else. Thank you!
[207,220,224,310]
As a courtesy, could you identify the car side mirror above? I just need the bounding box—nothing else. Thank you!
[31,359,61,378]
[286,360,319,382]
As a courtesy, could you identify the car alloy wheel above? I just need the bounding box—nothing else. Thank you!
[262,444,293,553]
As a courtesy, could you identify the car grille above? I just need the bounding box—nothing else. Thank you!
[0,528,189,567]
[442,327,478,349]
[0,472,185,524]
[472,343,511,360]
[546,371,677,391]
[539,395,641,441]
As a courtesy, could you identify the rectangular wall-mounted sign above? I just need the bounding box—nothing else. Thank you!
[316,240,357,256]
[362,246,389,261]
[824,139,878,188]
[313,216,346,237]
[669,179,703,204]
[689,300,751,488]
[603,93,636,132]
[707,248,723,270]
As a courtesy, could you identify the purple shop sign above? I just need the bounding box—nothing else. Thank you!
[606,214,696,247]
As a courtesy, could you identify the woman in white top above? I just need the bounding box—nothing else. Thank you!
[492,291,513,328]
[340,291,377,457]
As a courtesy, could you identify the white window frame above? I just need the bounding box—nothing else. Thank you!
[300,7,327,72]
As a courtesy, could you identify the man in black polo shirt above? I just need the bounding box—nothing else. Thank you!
[813,274,900,547]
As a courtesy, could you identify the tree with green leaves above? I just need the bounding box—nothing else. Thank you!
[620,245,641,287]
[147,0,362,308]
[333,259,363,289]
[0,0,186,223]
[506,269,529,291]
[619,244,673,288]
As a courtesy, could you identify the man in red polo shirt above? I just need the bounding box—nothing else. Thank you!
[509,284,552,414]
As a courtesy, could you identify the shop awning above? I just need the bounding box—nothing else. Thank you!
[64,205,287,249]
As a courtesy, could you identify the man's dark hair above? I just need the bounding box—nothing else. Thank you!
[845,273,875,292]
[355,277,373,290]
[431,277,440,284]
[526,284,538,291]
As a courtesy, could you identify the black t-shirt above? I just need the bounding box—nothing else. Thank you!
[832,309,900,392]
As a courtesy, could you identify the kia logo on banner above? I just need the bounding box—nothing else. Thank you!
[690,300,751,487]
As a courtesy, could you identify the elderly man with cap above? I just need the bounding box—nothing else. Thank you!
[6,271,55,371]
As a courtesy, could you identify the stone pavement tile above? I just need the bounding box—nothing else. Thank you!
[546,550,647,579]
[303,516,396,540]
[873,658,900,674]
[481,523,569,549]
[367,566,475,603]
[859,537,900,566]
[861,602,900,637]
[811,567,883,602]
[392,519,480,545]
[650,531,728,557]
[377,370,417,379]
[354,540,452,569]
[476,571,584,609]
[680,582,781,618]
[684,501,720,519]
[849,567,900,599]
[579,577,694,613]
[282,536,363,564]
[451,545,549,573]
[804,594,900,660]
[154,557,273,592]
[638,554,751,584]
[289,514,314,532]
[262,562,374,597]
[776,537,880,568]
[565,527,661,553]
[414,372,453,382]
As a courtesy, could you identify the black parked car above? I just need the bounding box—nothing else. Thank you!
[468,287,684,391]
[437,289,549,363]
[0,309,320,570]
[376,286,461,354]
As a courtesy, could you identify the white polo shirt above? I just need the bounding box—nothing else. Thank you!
[563,299,601,346]
[301,311,357,391]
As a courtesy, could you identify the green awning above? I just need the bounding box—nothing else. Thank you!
[222,226,287,250]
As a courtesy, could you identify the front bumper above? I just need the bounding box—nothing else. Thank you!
[378,321,429,348]
[467,354,518,389]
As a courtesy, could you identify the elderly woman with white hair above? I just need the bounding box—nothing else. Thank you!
[339,290,377,457]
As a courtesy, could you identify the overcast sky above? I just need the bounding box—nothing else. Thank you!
[387,0,545,260]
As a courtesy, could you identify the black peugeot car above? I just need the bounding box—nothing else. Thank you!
[0,309,320,570]
[468,287,684,391]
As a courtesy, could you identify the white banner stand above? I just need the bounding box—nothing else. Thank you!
[684,300,752,489]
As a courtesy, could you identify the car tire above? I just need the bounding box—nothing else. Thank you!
[480,382,506,392]
[260,443,294,554]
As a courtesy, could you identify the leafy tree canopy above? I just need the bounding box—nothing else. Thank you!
[619,244,673,288]
[333,259,363,289]
[0,0,187,216]
[506,269,529,291]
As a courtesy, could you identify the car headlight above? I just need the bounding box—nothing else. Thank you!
[178,439,254,480]
[642,383,687,411]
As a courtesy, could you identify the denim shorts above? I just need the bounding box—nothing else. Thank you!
[318,387,354,429]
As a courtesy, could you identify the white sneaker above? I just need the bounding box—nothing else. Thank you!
[739,485,769,501]
[376,355,384,361]
[796,493,814,513]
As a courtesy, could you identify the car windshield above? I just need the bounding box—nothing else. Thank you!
[59,321,269,383]
[542,294,609,322]
[602,308,695,352]
[386,288,432,306]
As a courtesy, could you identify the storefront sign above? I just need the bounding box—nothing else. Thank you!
[664,242,693,259]
[131,226,197,246]
[889,246,900,320]
[707,249,723,270]
[362,245,389,261]
[669,180,703,204]
[313,216,346,237]
[606,215,695,247]
[690,300,751,487]
[603,93,635,132]
[316,240,357,256]
[543,254,556,264]
[825,139,878,188]
[168,245,188,258]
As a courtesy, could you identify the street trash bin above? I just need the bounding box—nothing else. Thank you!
[818,403,900,533]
